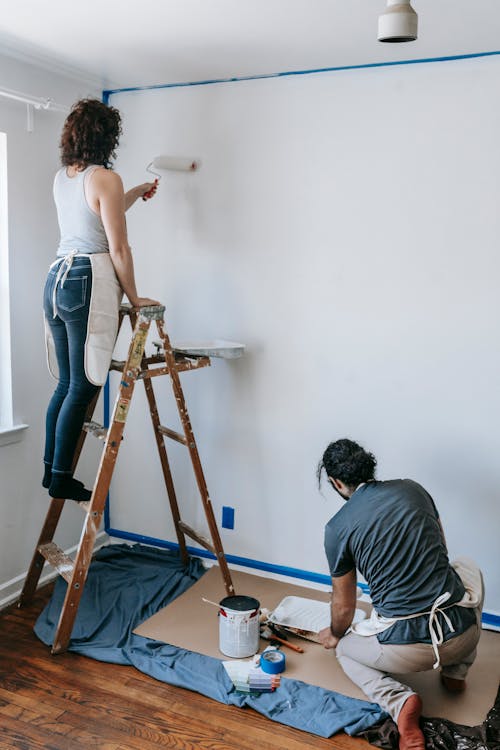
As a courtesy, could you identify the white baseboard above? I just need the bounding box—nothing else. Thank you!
[0,531,109,611]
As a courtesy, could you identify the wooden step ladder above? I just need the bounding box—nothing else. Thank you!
[19,304,235,654]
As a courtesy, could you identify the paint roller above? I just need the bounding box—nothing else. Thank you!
[143,155,199,200]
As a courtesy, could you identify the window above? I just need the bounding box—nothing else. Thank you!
[0,131,27,445]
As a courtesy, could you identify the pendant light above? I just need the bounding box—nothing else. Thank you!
[378,0,418,43]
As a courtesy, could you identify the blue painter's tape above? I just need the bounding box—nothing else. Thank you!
[103,50,500,100]
[106,526,332,584]
[105,526,500,629]
[481,611,500,630]
[103,375,110,429]
[260,650,286,674]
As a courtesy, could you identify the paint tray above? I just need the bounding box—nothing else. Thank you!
[268,596,367,643]
[151,339,245,359]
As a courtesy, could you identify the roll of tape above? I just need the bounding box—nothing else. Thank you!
[260,649,286,674]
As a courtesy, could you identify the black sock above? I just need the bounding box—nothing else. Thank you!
[49,476,92,502]
[42,464,52,489]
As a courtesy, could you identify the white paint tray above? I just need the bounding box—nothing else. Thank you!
[170,339,245,359]
[268,596,366,642]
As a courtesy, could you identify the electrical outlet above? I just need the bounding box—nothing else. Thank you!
[222,506,235,530]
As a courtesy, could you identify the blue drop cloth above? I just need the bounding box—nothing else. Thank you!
[34,543,387,738]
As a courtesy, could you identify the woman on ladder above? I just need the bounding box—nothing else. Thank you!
[43,98,159,502]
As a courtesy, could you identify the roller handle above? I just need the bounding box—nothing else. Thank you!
[142,178,159,201]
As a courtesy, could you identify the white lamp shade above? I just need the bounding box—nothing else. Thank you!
[378,1,418,43]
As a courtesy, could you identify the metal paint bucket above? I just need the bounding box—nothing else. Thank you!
[219,595,260,658]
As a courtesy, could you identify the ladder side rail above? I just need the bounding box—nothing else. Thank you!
[156,318,235,596]
[51,313,152,653]
[128,310,190,565]
[70,388,101,472]
[18,388,101,608]
[142,375,190,565]
[17,499,65,607]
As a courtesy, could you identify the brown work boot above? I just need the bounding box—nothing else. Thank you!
[441,674,466,693]
[397,694,425,750]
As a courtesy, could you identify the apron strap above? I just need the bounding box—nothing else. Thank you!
[428,591,455,669]
[52,249,78,318]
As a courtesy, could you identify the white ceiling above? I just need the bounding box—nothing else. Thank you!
[1,0,500,91]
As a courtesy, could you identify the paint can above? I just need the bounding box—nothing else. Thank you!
[219,595,260,658]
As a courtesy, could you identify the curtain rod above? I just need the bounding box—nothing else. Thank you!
[0,86,69,113]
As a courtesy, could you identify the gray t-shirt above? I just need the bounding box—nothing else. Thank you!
[324,479,476,644]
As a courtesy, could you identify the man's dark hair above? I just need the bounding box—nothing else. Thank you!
[60,98,122,169]
[317,438,377,489]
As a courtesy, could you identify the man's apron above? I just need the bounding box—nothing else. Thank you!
[45,251,123,386]
[350,557,483,668]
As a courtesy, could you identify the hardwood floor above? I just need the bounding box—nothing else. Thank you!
[0,584,371,750]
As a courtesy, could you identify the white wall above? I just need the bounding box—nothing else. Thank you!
[0,53,102,603]
[109,56,500,616]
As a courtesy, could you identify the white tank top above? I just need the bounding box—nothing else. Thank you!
[53,165,109,256]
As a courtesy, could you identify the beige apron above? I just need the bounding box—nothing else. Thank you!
[350,557,483,668]
[45,251,123,386]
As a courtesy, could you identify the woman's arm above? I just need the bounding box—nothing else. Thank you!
[124,180,158,211]
[89,169,159,307]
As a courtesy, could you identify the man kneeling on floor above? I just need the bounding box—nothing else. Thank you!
[317,439,484,750]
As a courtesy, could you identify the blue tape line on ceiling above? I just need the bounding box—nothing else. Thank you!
[103,50,500,99]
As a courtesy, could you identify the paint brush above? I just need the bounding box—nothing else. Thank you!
[260,626,304,653]
[201,597,220,608]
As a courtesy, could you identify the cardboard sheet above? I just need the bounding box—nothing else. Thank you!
[134,566,500,727]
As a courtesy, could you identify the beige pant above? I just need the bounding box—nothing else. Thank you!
[336,615,482,721]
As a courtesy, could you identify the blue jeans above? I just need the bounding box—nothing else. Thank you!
[43,258,99,475]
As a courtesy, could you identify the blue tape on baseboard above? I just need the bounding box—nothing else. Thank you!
[481,611,500,629]
[106,526,331,584]
[104,526,499,629]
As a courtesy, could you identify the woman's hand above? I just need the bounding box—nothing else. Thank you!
[129,296,161,308]
[139,180,159,201]
[124,180,159,210]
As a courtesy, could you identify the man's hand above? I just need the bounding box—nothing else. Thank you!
[318,627,340,650]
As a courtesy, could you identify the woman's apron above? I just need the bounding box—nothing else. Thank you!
[45,250,123,386]
[350,557,483,668]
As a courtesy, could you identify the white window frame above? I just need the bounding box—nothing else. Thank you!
[0,131,28,445]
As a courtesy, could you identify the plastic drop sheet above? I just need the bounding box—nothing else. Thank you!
[356,684,500,750]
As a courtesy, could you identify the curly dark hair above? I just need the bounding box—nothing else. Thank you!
[60,98,122,169]
[317,438,377,490]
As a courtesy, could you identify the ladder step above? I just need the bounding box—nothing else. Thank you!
[38,543,74,583]
[111,356,210,377]
[77,500,91,513]
[120,303,166,320]
[110,354,166,372]
[178,521,215,554]
[83,421,108,440]
[158,425,192,447]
